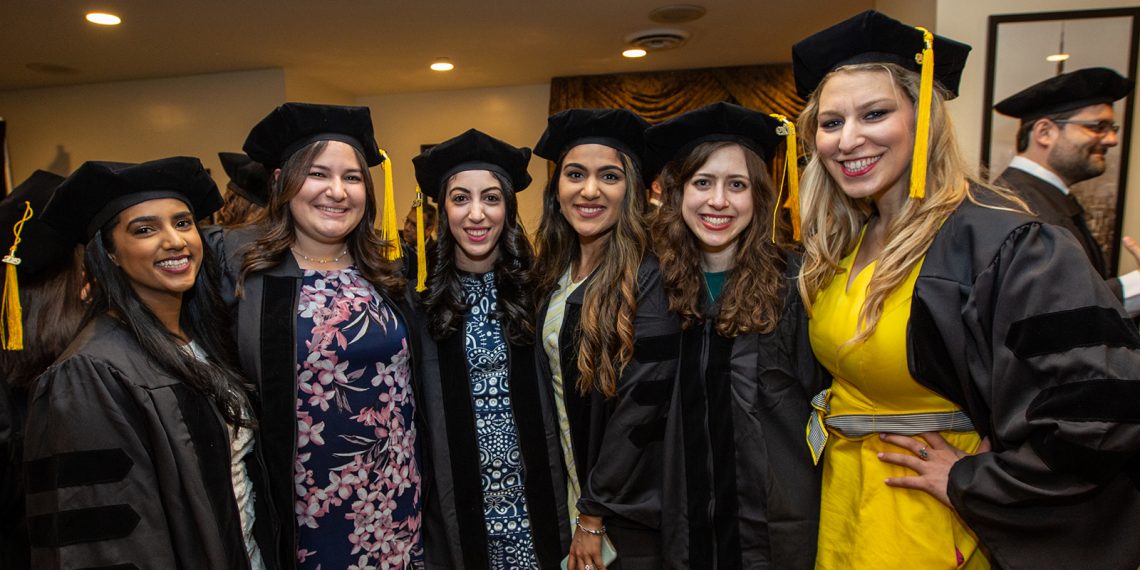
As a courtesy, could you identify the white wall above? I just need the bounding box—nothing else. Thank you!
[0,68,284,192]
[937,0,1140,270]
[358,83,552,233]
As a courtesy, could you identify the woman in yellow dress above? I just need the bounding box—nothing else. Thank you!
[794,10,1140,570]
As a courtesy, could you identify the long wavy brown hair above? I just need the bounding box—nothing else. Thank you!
[651,141,789,336]
[533,151,648,399]
[797,63,1025,342]
[236,140,405,297]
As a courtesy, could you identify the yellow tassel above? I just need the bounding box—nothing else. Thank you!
[1,201,33,351]
[769,114,802,242]
[413,186,428,292]
[378,149,402,261]
[910,27,935,200]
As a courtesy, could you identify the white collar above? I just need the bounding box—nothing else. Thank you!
[1008,156,1070,195]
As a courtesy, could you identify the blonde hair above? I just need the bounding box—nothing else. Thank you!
[797,63,1024,342]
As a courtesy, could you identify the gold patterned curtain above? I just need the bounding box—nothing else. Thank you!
[549,63,803,124]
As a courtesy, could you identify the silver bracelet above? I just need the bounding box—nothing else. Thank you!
[575,516,606,536]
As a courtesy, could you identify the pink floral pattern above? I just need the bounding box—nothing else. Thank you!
[293,268,422,569]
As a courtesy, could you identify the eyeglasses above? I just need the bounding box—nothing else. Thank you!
[1053,119,1121,137]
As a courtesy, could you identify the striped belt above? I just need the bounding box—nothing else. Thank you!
[806,389,975,465]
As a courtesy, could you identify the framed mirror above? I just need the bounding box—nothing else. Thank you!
[980,7,1140,273]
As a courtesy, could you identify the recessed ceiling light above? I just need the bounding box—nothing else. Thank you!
[86,12,122,25]
[1045,53,1071,62]
[623,48,648,58]
[430,58,455,72]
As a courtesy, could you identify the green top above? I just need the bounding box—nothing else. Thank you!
[704,270,728,303]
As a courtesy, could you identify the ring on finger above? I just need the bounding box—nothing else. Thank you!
[917,446,929,460]
[585,564,594,570]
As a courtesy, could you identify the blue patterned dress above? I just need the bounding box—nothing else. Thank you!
[293,267,423,570]
[462,271,538,568]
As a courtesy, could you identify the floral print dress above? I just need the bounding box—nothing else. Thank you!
[463,272,538,568]
[293,267,423,570]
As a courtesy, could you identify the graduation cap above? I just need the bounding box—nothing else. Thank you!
[994,67,1134,121]
[792,10,972,199]
[413,129,532,202]
[534,108,651,182]
[242,102,383,169]
[410,129,532,291]
[218,152,269,208]
[243,102,402,261]
[0,170,69,350]
[645,102,803,239]
[41,157,223,246]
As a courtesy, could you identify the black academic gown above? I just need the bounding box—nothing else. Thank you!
[415,297,571,570]
[205,226,427,570]
[908,186,1140,570]
[996,167,1110,278]
[537,255,681,569]
[662,255,826,570]
[0,372,30,569]
[22,315,275,569]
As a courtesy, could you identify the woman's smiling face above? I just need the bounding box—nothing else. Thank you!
[109,197,201,307]
[556,143,627,244]
[814,69,916,203]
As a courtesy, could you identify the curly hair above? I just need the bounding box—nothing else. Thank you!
[235,140,405,298]
[423,171,536,344]
[650,141,789,336]
[796,63,1026,342]
[533,151,648,399]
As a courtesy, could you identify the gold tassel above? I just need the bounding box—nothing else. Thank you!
[1,201,33,350]
[769,114,801,242]
[413,186,427,292]
[910,27,935,200]
[378,149,402,261]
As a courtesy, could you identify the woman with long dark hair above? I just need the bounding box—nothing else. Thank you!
[794,11,1140,568]
[646,102,826,569]
[0,170,86,570]
[23,157,271,569]
[531,109,680,570]
[412,128,569,569]
[208,102,422,570]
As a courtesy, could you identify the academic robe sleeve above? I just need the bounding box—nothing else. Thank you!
[576,258,681,528]
[946,222,1140,569]
[23,356,184,569]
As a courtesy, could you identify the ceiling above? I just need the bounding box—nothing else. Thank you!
[1,1,874,96]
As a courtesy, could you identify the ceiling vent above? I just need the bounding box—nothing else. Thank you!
[624,28,690,51]
[649,4,706,24]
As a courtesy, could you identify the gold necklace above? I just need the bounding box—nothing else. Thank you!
[291,247,349,264]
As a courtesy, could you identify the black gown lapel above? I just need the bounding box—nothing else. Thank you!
[705,332,741,569]
[678,325,713,567]
[508,343,564,569]
[437,332,491,569]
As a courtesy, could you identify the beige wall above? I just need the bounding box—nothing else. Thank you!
[358,83,552,233]
[875,0,936,27]
[937,0,1140,270]
[0,70,551,236]
[0,68,284,192]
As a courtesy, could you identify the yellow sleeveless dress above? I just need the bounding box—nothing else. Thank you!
[809,230,988,569]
